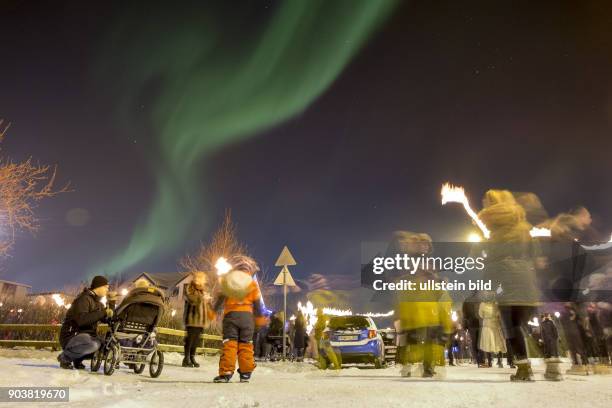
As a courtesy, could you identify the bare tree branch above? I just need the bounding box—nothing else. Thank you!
[0,120,69,257]
[180,209,248,294]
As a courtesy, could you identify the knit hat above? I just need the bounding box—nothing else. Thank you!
[90,275,109,290]
[228,254,260,275]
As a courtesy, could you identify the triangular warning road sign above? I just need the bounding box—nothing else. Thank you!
[275,246,297,267]
[273,265,297,286]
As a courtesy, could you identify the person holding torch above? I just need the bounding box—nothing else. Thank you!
[209,255,267,383]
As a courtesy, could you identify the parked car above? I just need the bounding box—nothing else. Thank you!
[319,315,385,368]
[379,328,397,364]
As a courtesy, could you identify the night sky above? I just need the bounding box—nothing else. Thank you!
[1,1,611,291]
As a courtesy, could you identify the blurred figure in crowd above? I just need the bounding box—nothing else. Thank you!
[478,293,506,368]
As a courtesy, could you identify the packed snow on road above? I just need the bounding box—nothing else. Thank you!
[0,349,610,408]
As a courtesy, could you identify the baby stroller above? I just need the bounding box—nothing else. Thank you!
[266,334,293,361]
[91,286,166,378]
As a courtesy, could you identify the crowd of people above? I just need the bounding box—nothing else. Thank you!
[389,189,611,381]
[53,190,611,384]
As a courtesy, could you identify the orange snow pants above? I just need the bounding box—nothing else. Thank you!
[218,311,256,376]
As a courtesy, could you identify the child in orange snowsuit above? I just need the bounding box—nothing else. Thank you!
[210,255,267,383]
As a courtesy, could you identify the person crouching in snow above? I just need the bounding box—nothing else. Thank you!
[209,255,266,383]
[58,275,116,369]
[183,271,210,368]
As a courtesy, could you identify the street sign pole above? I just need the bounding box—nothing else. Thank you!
[274,246,297,362]
[282,267,287,361]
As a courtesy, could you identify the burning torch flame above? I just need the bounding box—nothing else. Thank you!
[51,294,65,307]
[529,227,551,238]
[527,317,539,327]
[52,294,71,309]
[441,183,490,239]
[467,232,482,243]
[215,257,232,276]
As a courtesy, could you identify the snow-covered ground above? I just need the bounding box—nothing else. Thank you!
[0,349,610,408]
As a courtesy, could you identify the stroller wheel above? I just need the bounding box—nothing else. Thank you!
[149,350,164,378]
[104,345,120,376]
[133,363,146,374]
[91,350,103,372]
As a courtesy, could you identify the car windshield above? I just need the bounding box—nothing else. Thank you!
[328,316,369,330]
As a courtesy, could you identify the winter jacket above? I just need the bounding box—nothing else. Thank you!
[482,242,542,306]
[293,318,307,349]
[268,316,284,337]
[213,281,264,316]
[560,307,586,353]
[313,316,327,341]
[478,302,507,353]
[59,289,106,348]
[396,271,453,335]
[210,280,267,329]
[541,318,559,342]
[183,282,207,328]
[462,294,481,329]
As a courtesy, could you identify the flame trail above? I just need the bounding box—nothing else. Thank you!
[441,183,491,239]
[529,227,551,237]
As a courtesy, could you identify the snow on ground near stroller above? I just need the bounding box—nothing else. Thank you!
[0,349,610,408]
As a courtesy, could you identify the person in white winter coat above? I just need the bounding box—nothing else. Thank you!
[479,297,507,367]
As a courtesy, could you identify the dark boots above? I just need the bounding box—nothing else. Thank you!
[190,354,200,368]
[57,353,73,370]
[73,359,86,370]
[238,369,251,382]
[213,374,233,383]
[213,371,250,383]
[510,360,535,382]
[182,356,193,367]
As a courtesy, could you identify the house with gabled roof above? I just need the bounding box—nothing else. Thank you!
[126,272,192,310]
